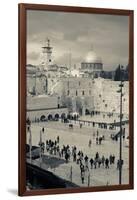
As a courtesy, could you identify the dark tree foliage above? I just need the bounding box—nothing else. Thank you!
[114,64,121,81]
[114,64,129,81]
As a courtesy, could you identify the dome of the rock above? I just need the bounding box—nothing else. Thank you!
[84,50,102,63]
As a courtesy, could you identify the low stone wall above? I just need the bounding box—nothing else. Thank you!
[27,107,68,122]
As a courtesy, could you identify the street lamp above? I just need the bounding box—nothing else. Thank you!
[117,65,124,185]
[39,127,45,167]
[27,119,32,163]
[34,66,37,95]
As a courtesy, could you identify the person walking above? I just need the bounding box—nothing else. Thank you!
[96,137,98,145]
[95,152,99,160]
[65,152,69,163]
[94,159,97,169]
[84,155,89,171]
[88,139,92,147]
[109,154,113,165]
[80,164,85,184]
[98,158,102,168]
[81,171,85,184]
[57,136,60,143]
[105,158,109,169]
[102,155,105,166]
[112,154,115,164]
[89,158,94,169]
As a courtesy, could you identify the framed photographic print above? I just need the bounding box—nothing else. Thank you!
[18,3,134,196]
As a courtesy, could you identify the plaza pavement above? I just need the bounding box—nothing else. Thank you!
[26,120,129,187]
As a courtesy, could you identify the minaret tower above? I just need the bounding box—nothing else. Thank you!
[41,38,53,70]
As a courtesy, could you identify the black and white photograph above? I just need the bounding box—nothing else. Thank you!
[25,7,132,191]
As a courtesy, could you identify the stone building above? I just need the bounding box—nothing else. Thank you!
[26,39,129,121]
[27,95,68,122]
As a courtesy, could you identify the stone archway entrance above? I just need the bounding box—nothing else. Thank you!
[48,114,53,120]
[54,113,59,121]
[85,109,90,115]
[40,115,46,121]
[61,113,66,119]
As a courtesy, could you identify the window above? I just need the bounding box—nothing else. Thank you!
[82,90,85,96]
[76,90,78,96]
[67,90,70,96]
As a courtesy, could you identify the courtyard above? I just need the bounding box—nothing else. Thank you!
[26,118,129,187]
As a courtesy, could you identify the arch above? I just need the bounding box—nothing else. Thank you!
[67,114,71,119]
[73,114,77,120]
[40,115,46,121]
[48,114,53,120]
[79,108,82,116]
[61,113,66,119]
[54,113,59,120]
[85,109,90,115]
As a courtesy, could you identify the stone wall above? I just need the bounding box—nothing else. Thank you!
[27,107,68,122]
[27,96,58,110]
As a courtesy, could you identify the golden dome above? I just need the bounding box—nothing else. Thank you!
[85,50,102,63]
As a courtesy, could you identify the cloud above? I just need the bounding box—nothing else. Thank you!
[26,10,129,70]
[28,51,40,61]
[55,52,82,67]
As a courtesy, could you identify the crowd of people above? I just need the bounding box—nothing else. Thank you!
[79,152,116,184]
[27,111,127,185]
[38,132,123,185]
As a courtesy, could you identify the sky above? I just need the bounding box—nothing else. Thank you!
[27,10,129,71]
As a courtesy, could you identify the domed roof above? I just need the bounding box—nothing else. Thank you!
[84,50,102,63]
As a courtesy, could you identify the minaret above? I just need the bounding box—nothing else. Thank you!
[41,38,53,70]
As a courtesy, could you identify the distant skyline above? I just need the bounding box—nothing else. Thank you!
[27,10,129,71]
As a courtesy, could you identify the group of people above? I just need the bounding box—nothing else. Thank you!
[58,112,118,131]
[38,134,120,185]
[79,152,116,184]
[91,130,105,146]
[43,136,60,156]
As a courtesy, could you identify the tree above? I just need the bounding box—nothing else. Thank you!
[114,64,121,81]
